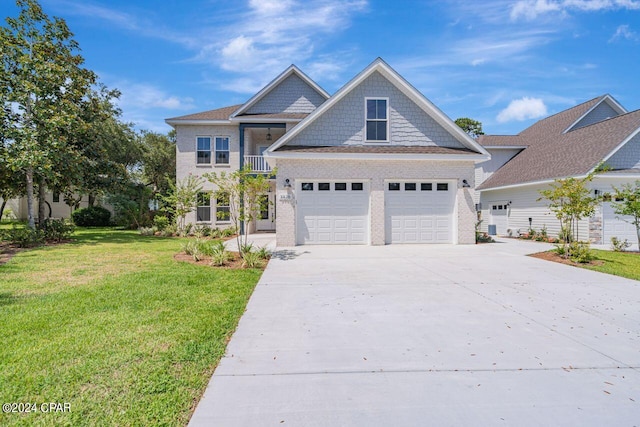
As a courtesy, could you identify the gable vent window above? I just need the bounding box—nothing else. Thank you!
[365,98,388,142]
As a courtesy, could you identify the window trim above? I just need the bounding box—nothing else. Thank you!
[214,136,230,165]
[196,136,212,165]
[364,97,389,143]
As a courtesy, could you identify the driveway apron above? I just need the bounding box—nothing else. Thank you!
[189,240,640,426]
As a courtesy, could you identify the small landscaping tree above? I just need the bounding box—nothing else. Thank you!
[204,165,275,257]
[611,180,640,250]
[162,175,202,235]
[538,172,600,259]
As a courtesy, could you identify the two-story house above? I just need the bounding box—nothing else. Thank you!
[167,58,489,246]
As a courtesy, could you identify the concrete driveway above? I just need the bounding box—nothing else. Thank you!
[189,240,640,426]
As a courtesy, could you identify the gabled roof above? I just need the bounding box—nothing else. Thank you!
[478,96,640,190]
[166,104,240,124]
[267,58,489,158]
[563,94,627,133]
[230,65,330,118]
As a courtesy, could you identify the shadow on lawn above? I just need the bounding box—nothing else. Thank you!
[0,291,19,307]
[70,228,176,246]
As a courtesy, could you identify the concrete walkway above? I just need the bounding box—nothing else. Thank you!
[190,239,640,426]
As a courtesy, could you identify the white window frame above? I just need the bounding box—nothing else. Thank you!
[196,192,211,222]
[364,97,389,143]
[215,136,230,165]
[196,136,212,165]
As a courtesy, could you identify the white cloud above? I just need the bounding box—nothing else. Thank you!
[203,0,368,92]
[511,0,561,21]
[609,24,639,42]
[114,82,196,111]
[510,0,640,21]
[497,97,548,122]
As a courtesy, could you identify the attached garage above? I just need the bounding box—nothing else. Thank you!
[296,181,370,244]
[489,202,509,236]
[603,202,637,244]
[385,181,456,244]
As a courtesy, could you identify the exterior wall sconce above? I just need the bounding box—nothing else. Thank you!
[266,128,272,141]
[462,179,471,188]
[284,178,292,188]
[475,203,482,212]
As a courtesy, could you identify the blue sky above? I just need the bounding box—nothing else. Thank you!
[2,0,640,134]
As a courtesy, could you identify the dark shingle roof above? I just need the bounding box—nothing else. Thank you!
[274,145,478,155]
[166,106,310,122]
[478,96,640,190]
[167,105,241,121]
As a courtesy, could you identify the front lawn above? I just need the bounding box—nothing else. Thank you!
[583,249,640,281]
[0,228,261,426]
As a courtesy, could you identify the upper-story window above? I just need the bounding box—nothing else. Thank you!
[215,137,230,164]
[197,137,211,164]
[365,98,388,142]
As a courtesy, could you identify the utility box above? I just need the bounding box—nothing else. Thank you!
[488,225,497,236]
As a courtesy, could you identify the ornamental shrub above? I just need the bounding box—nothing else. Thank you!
[72,206,111,226]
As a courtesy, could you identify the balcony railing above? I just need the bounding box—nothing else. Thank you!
[244,155,273,173]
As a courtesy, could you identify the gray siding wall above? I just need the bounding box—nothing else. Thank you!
[289,71,465,148]
[605,132,640,170]
[571,101,620,131]
[474,148,522,202]
[246,74,326,114]
[479,185,590,241]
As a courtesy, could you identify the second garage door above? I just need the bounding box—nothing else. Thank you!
[297,181,370,244]
[385,181,455,244]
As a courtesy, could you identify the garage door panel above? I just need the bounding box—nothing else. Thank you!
[297,182,369,245]
[385,181,454,244]
[603,202,637,243]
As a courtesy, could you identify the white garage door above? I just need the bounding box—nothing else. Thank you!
[385,181,455,244]
[297,181,369,244]
[603,202,637,243]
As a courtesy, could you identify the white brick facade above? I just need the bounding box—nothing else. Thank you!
[175,124,240,226]
[274,159,477,246]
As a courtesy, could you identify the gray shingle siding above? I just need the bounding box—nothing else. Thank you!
[246,74,326,114]
[289,71,465,148]
[606,132,640,170]
[571,101,620,131]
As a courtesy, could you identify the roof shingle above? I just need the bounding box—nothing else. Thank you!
[478,97,640,190]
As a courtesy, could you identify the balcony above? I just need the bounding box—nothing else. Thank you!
[244,155,273,173]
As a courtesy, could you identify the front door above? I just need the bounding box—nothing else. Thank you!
[256,192,276,231]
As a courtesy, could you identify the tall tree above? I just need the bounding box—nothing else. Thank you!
[140,130,176,202]
[1,0,95,228]
[455,117,484,138]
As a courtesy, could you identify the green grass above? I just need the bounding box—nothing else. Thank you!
[0,228,262,426]
[581,249,640,281]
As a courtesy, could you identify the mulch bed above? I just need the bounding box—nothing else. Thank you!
[529,250,604,266]
[174,251,268,270]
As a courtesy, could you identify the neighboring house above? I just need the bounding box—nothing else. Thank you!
[476,94,640,244]
[1,192,111,221]
[167,58,489,245]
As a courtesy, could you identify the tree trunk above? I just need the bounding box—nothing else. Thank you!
[88,193,95,206]
[0,199,7,222]
[38,178,46,227]
[26,167,35,229]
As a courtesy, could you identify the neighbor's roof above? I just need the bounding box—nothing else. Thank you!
[478,96,640,190]
[166,105,241,122]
